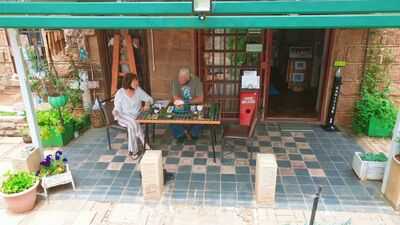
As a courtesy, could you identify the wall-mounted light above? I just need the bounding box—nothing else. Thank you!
[193,0,212,20]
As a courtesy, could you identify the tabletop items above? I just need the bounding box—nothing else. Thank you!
[140,102,220,121]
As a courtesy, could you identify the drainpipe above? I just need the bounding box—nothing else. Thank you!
[7,29,42,148]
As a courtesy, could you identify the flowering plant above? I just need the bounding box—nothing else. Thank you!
[38,151,68,177]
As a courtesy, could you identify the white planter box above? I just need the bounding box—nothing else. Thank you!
[41,164,76,197]
[352,152,387,181]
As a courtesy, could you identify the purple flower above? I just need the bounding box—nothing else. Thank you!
[40,159,50,167]
[55,154,60,160]
[45,154,52,161]
[56,150,63,156]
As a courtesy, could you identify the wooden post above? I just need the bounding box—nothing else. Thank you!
[141,150,163,200]
[255,153,277,204]
[7,29,42,148]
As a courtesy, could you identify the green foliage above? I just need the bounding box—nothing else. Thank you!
[360,152,388,162]
[65,59,84,108]
[37,109,73,140]
[1,171,38,194]
[352,91,397,134]
[26,47,66,98]
[352,32,398,135]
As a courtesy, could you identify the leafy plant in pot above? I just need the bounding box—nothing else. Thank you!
[0,171,39,213]
[352,152,388,180]
[37,109,74,147]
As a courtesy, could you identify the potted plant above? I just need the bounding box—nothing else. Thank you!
[0,171,39,213]
[19,127,32,144]
[65,59,85,117]
[38,151,75,197]
[27,46,68,106]
[72,113,91,136]
[352,152,388,180]
[353,91,397,137]
[37,109,74,147]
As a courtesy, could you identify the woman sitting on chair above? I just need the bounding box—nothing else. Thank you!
[113,73,153,158]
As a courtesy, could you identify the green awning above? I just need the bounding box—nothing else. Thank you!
[0,0,400,28]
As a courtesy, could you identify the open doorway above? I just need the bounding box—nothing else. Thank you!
[267,29,328,118]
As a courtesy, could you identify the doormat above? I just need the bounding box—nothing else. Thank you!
[279,123,314,132]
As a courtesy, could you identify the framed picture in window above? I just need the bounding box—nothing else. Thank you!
[294,61,306,70]
[292,72,305,83]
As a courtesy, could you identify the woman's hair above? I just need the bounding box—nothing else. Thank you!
[121,73,138,89]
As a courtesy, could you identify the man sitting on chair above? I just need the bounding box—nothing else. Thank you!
[170,67,204,142]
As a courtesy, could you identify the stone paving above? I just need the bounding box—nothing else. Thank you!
[43,122,395,213]
[1,199,400,225]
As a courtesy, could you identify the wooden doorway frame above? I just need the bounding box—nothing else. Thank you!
[262,29,334,123]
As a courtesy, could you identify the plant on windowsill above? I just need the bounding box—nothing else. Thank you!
[38,151,75,198]
[37,109,74,147]
[352,152,388,181]
[0,171,39,213]
[352,32,398,137]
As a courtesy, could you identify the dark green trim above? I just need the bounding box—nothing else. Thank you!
[0,1,399,15]
[1,14,400,29]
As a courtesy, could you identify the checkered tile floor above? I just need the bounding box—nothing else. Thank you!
[51,123,394,213]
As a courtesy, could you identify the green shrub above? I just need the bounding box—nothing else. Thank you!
[360,152,388,162]
[1,171,38,194]
[352,91,397,134]
[37,109,73,140]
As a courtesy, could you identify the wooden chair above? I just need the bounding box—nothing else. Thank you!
[98,97,128,151]
[221,112,258,163]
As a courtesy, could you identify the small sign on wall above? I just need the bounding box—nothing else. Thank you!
[246,43,263,52]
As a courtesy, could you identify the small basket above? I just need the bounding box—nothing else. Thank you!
[90,109,105,128]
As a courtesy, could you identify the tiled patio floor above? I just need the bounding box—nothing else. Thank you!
[52,122,394,213]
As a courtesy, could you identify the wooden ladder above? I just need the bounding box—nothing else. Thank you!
[111,30,137,95]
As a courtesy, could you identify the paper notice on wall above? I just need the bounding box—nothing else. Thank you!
[241,70,260,89]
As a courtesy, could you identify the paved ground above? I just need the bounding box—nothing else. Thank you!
[1,199,400,225]
[43,122,395,213]
[1,124,400,224]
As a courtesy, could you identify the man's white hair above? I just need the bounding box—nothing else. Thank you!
[178,67,191,79]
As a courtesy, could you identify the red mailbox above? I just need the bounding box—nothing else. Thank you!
[239,90,259,126]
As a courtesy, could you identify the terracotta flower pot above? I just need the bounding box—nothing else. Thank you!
[0,181,39,213]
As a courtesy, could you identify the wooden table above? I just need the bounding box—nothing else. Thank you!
[136,105,221,162]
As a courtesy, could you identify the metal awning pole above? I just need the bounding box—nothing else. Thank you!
[7,28,42,148]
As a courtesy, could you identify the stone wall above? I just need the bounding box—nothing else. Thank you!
[146,30,196,100]
[0,116,26,137]
[328,29,400,126]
